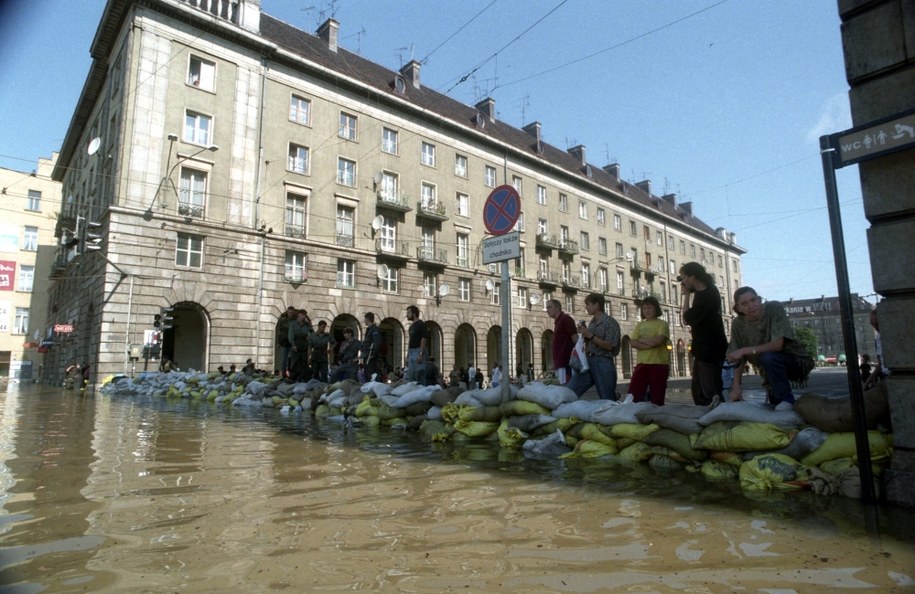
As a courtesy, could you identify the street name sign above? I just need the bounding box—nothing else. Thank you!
[482,231,521,264]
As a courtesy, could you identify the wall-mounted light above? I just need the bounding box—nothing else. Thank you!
[436,284,450,307]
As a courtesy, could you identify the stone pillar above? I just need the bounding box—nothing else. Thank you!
[838,0,915,506]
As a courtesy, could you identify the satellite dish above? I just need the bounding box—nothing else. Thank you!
[529,294,541,306]
[625,251,634,261]
[87,137,101,156]
[371,215,384,231]
[376,263,389,279]
[485,279,495,291]
[372,172,384,185]
[438,284,450,297]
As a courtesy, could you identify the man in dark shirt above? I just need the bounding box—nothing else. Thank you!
[680,262,728,405]
[362,312,383,382]
[405,305,428,382]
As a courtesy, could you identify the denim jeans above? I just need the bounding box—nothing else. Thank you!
[568,355,618,400]
[406,347,425,382]
[758,351,806,404]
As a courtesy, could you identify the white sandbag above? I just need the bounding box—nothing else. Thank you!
[458,386,502,406]
[507,414,557,433]
[698,401,805,428]
[393,385,438,408]
[391,381,423,396]
[591,402,655,426]
[245,380,268,397]
[454,391,484,407]
[378,394,400,407]
[552,399,616,423]
[426,405,442,420]
[320,387,344,404]
[522,429,571,459]
[360,380,393,397]
[517,382,578,409]
[636,403,708,435]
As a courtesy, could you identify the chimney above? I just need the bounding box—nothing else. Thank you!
[603,163,621,178]
[317,18,339,52]
[475,98,496,122]
[238,0,261,32]
[662,193,677,207]
[679,201,693,217]
[635,180,652,196]
[522,121,542,143]
[568,144,586,167]
[400,60,421,89]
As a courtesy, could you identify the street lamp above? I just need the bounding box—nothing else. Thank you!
[147,136,218,213]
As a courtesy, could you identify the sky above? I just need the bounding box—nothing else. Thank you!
[0,0,874,303]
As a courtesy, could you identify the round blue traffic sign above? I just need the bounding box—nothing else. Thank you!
[483,184,521,235]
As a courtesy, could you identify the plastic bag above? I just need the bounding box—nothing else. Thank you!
[570,335,589,372]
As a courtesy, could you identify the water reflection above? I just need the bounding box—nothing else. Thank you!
[0,384,913,592]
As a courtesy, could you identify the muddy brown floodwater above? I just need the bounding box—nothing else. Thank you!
[1,384,914,593]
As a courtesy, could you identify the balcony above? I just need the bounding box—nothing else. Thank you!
[284,224,305,239]
[335,233,354,248]
[558,239,579,256]
[538,270,560,288]
[178,203,205,219]
[417,246,448,267]
[536,233,560,250]
[376,190,412,213]
[562,275,581,290]
[510,267,527,280]
[630,261,646,275]
[415,199,448,222]
[375,238,410,261]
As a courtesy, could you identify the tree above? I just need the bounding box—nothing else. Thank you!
[794,325,818,358]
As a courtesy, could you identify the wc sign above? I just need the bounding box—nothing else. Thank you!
[831,109,915,168]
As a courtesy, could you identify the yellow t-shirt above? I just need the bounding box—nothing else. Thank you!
[632,318,671,365]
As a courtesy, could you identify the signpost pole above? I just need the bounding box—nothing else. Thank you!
[500,261,511,401]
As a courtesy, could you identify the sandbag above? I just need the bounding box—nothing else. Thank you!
[393,385,438,408]
[592,402,655,426]
[404,401,434,417]
[418,419,449,440]
[800,431,893,467]
[739,453,808,491]
[642,428,707,461]
[522,429,571,459]
[516,382,578,409]
[453,419,499,438]
[700,459,739,481]
[649,453,685,471]
[616,441,655,462]
[566,422,616,447]
[391,381,422,396]
[698,401,804,428]
[742,426,828,462]
[551,399,615,423]
[426,405,442,420]
[497,419,528,448]
[360,380,393,397]
[430,386,463,407]
[636,403,708,436]
[500,400,551,417]
[606,422,660,441]
[456,404,503,423]
[560,439,618,459]
[507,414,556,433]
[794,384,890,433]
[695,422,792,452]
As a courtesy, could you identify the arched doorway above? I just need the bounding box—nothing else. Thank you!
[454,323,476,371]
[162,301,209,372]
[540,330,554,378]
[425,321,443,366]
[620,336,632,379]
[330,314,360,366]
[677,339,688,377]
[380,317,404,374]
[485,325,502,377]
[514,328,533,379]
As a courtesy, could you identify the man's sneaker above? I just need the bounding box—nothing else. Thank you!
[709,394,722,409]
[622,393,635,405]
[775,401,794,411]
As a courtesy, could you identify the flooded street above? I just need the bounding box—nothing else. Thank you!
[1,384,914,593]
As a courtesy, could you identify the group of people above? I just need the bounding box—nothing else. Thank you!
[548,261,818,410]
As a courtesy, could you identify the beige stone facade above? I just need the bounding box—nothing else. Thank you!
[0,154,61,382]
[47,0,743,386]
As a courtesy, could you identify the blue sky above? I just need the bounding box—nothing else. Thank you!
[0,0,872,303]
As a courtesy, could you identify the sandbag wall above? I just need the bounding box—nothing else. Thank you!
[102,373,893,500]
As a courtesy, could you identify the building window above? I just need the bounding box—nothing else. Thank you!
[287,143,309,174]
[615,242,624,259]
[285,251,307,282]
[336,157,356,187]
[598,267,608,293]
[335,205,354,247]
[14,308,29,335]
[459,278,471,302]
[512,175,523,195]
[420,227,436,260]
[558,193,568,212]
[514,211,525,232]
[691,244,697,257]
[455,192,469,217]
[339,112,357,141]
[578,200,588,219]
[616,270,625,295]
[657,230,664,246]
[422,272,437,298]
[454,154,468,177]
[538,218,548,235]
[380,265,398,293]
[620,303,628,321]
[183,110,211,145]
[176,232,203,268]
[337,259,356,287]
[421,141,436,167]
[490,282,501,306]
[581,263,591,289]
[456,233,470,267]
[667,235,675,251]
[179,168,207,216]
[420,182,436,209]
[629,220,637,237]
[660,281,667,303]
[643,225,651,242]
[23,226,38,251]
[580,231,590,251]
[613,214,622,231]
[598,237,607,256]
[289,94,311,125]
[516,286,528,308]
[187,55,215,90]
[669,259,677,276]
[680,240,686,254]
[17,265,34,292]
[27,190,41,212]
[378,215,396,253]
[537,185,547,205]
[597,208,606,225]
[382,127,399,154]
[484,165,497,187]
[285,193,306,237]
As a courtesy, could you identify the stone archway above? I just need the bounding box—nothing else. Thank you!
[162,301,209,372]
[454,323,476,372]
[485,325,502,378]
[541,329,554,378]
[380,317,404,374]
[620,336,632,379]
[514,328,534,379]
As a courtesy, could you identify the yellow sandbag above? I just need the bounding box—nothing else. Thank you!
[419,419,449,440]
[739,453,807,492]
[459,405,503,423]
[649,453,685,471]
[819,457,855,476]
[695,422,791,452]
[577,422,617,447]
[441,403,472,424]
[800,431,893,467]
[453,419,499,438]
[360,415,381,429]
[701,459,739,481]
[499,400,552,417]
[382,417,408,429]
[497,419,527,448]
[709,450,744,467]
[533,417,578,436]
[642,428,707,461]
[355,397,379,418]
[377,402,406,420]
[606,422,660,441]
[616,441,655,462]
[560,439,618,459]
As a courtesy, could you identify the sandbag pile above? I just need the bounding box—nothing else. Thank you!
[100,374,893,500]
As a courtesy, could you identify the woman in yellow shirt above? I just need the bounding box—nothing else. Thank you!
[627,296,671,405]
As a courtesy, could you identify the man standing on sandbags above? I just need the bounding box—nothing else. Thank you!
[405,305,428,382]
[679,262,729,406]
[726,286,815,410]
[546,298,578,384]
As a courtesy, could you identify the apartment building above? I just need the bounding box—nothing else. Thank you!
[784,294,875,364]
[0,154,61,382]
[46,0,743,383]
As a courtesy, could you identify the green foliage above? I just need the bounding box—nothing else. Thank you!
[794,325,818,358]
